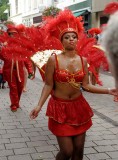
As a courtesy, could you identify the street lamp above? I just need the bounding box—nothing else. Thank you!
[3,9,9,20]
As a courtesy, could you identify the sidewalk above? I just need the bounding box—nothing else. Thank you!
[0,71,118,160]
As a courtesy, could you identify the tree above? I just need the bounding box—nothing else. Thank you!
[42,6,61,17]
[0,0,9,21]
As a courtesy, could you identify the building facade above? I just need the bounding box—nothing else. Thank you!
[91,0,118,27]
[9,0,92,28]
[9,0,117,29]
[9,0,53,26]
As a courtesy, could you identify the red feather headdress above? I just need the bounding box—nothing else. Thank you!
[16,24,26,34]
[45,9,84,41]
[7,24,18,33]
[88,28,101,36]
[104,2,118,15]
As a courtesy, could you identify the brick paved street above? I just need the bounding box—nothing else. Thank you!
[0,70,118,160]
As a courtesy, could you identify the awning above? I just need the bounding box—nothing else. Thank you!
[73,10,86,17]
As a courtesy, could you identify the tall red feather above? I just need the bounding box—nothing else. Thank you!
[104,2,118,14]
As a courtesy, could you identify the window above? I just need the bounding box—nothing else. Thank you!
[100,17,108,26]
[33,16,42,24]
[15,0,18,14]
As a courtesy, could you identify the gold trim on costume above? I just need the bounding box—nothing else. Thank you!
[67,77,82,89]
[69,81,81,89]
[16,61,21,82]
[11,60,14,82]
[39,67,45,73]
[48,116,92,126]
[59,28,78,40]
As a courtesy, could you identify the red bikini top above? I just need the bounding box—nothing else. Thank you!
[53,54,85,84]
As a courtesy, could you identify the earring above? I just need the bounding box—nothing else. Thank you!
[62,47,65,54]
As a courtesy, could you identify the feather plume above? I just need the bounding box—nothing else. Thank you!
[88,28,101,36]
[104,2,118,14]
[45,9,84,40]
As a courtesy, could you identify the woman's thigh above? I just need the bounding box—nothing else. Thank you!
[56,136,73,153]
[73,132,86,151]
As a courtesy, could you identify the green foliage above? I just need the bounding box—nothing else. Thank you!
[0,0,9,21]
[42,6,61,17]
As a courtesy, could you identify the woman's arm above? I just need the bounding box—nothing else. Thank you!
[30,55,55,119]
[37,56,55,108]
[82,58,115,95]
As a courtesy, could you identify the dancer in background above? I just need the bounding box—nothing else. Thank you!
[0,25,34,112]
[87,28,102,85]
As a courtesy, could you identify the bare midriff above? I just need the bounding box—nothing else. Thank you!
[53,81,82,100]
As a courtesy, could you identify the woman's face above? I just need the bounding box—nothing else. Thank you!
[8,32,18,37]
[62,32,78,50]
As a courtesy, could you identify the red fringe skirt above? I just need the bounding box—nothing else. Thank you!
[46,94,94,136]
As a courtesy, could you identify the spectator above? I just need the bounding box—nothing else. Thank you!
[0,59,6,89]
[102,11,118,100]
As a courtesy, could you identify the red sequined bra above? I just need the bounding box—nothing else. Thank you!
[53,54,85,89]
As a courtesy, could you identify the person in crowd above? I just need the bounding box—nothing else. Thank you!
[88,28,102,85]
[0,25,34,112]
[97,24,107,45]
[15,24,28,93]
[30,10,117,160]
[0,59,6,89]
[102,11,118,93]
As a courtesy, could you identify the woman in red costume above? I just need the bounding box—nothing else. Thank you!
[87,28,102,85]
[0,25,34,112]
[30,10,117,160]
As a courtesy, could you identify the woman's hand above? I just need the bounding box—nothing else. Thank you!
[28,73,35,80]
[114,95,118,102]
[108,88,118,96]
[30,106,41,119]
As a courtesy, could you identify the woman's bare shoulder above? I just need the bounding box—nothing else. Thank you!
[47,53,60,67]
[49,53,63,62]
